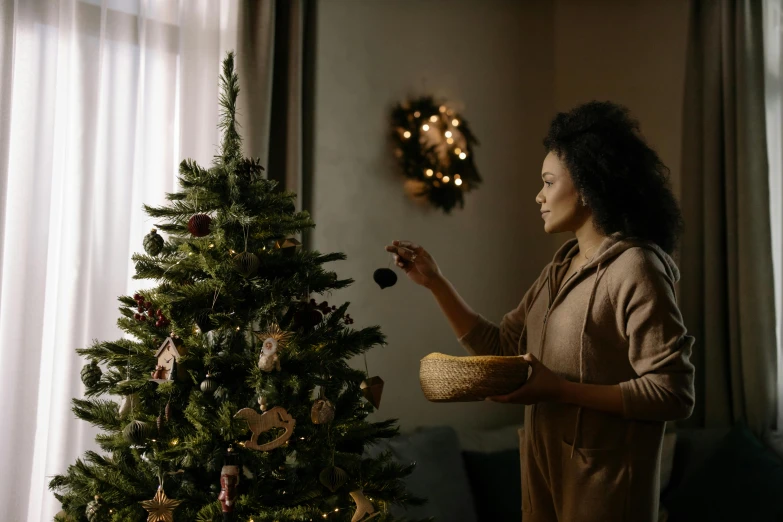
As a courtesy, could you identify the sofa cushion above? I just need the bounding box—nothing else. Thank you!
[663,421,783,522]
[369,425,478,522]
[457,423,522,453]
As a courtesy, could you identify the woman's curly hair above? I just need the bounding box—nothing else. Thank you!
[543,101,683,255]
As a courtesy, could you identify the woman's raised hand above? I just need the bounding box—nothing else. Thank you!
[384,240,443,289]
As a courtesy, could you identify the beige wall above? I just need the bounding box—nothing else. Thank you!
[553,0,690,197]
[311,0,689,431]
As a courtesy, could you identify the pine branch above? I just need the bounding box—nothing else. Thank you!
[218,51,241,163]
[72,398,123,431]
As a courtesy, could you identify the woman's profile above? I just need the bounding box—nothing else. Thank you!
[386,101,695,522]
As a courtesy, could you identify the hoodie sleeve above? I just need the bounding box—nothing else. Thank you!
[458,265,549,357]
[613,249,696,422]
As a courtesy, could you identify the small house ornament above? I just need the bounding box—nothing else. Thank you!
[150,337,187,383]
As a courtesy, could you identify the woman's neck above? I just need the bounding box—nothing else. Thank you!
[574,220,605,262]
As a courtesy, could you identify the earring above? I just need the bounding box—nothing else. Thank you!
[580,196,587,206]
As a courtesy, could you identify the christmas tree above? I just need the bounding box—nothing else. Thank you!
[50,52,427,522]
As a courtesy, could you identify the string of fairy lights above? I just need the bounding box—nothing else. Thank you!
[391,96,482,213]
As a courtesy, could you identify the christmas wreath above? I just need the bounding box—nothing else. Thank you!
[391,96,482,213]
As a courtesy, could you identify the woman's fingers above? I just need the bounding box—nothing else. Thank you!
[395,240,423,253]
[385,244,417,261]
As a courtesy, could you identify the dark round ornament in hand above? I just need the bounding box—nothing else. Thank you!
[373,268,397,289]
[187,213,212,237]
[233,251,260,277]
[143,228,164,256]
[122,420,151,445]
[80,360,102,388]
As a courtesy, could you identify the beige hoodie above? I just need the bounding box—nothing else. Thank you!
[458,232,695,522]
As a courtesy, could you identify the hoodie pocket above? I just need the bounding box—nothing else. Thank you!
[560,439,630,521]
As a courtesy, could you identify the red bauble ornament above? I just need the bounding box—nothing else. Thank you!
[187,214,212,237]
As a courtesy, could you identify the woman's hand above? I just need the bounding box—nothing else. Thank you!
[384,240,443,289]
[487,353,568,405]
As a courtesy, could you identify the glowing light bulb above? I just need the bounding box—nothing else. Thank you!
[422,124,430,131]
[455,178,463,186]
[209,244,214,248]
[403,131,411,139]
[414,111,421,118]
[436,172,443,179]
[445,131,452,138]
[429,115,438,123]
[230,249,235,254]
[443,176,450,183]
[455,174,461,179]
[459,152,467,159]
[446,138,454,144]
[425,169,434,177]
[454,147,462,154]
[452,119,460,126]
[439,105,447,113]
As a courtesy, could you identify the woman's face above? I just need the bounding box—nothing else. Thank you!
[536,151,588,233]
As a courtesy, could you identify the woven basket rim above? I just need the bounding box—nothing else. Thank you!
[420,352,526,363]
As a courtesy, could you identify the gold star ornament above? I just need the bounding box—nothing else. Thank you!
[140,486,182,522]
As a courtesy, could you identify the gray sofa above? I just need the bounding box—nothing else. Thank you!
[371,422,783,522]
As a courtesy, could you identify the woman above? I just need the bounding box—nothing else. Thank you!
[385,101,695,522]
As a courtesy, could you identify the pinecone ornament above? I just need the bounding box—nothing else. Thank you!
[143,229,164,256]
[80,360,102,388]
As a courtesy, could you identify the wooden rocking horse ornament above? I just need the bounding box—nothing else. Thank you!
[234,406,296,451]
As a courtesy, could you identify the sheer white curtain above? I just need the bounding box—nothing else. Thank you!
[0,1,238,520]
[764,0,783,433]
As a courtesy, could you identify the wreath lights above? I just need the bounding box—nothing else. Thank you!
[391,96,482,213]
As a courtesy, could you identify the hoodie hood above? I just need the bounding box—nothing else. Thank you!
[552,231,679,284]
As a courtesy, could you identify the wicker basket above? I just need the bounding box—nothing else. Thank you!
[419,352,529,402]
